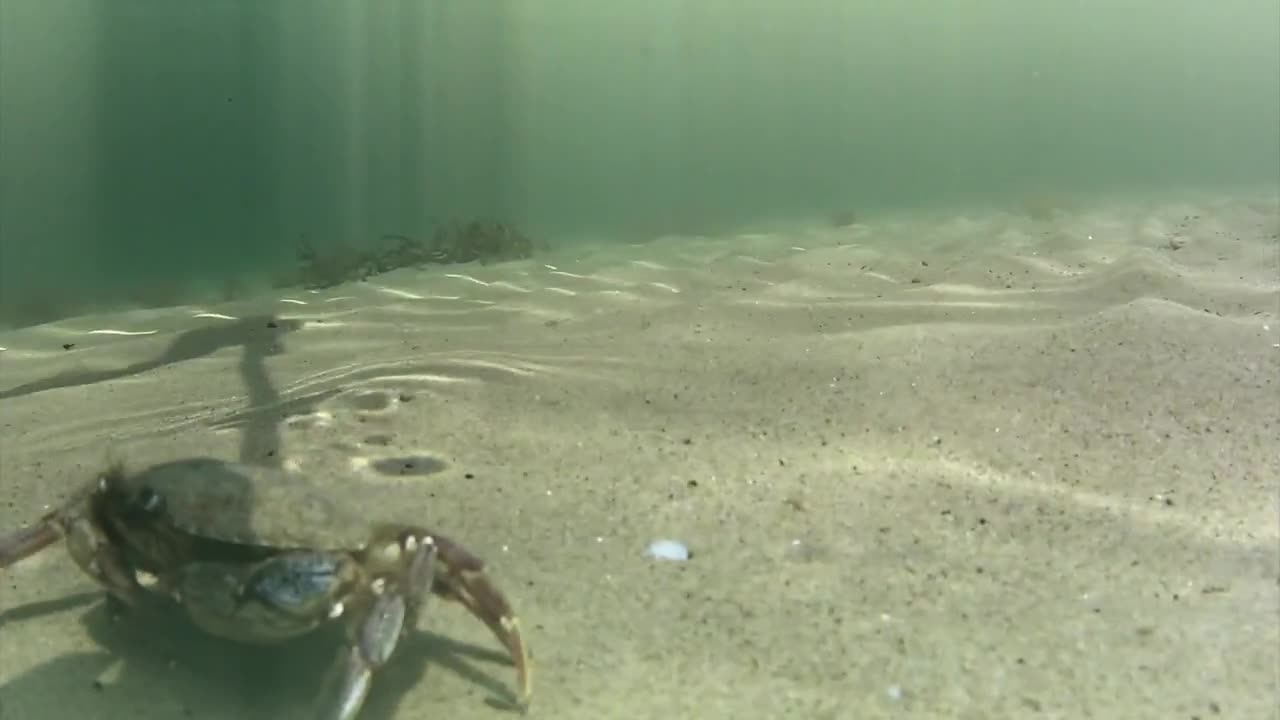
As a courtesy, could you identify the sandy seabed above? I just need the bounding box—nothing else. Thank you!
[0,190,1277,720]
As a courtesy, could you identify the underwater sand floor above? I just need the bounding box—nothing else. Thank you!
[1,191,1278,720]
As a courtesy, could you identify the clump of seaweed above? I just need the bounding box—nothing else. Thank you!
[430,220,534,265]
[287,220,537,290]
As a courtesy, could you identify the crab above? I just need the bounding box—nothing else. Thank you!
[0,457,532,719]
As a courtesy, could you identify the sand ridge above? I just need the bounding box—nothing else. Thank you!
[0,191,1277,719]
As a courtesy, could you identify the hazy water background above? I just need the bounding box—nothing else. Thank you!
[1,0,1277,324]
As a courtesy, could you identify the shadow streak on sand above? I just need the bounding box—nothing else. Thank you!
[0,315,300,401]
[0,595,521,720]
[0,591,100,629]
[0,315,304,466]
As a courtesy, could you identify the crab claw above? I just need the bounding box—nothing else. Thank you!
[429,533,533,706]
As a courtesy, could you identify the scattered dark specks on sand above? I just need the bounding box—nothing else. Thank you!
[362,434,395,447]
[371,455,447,476]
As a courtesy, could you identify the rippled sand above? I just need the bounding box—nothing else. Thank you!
[1,191,1277,720]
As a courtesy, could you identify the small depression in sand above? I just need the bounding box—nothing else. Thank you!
[368,454,449,477]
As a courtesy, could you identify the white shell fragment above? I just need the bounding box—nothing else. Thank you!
[646,539,690,561]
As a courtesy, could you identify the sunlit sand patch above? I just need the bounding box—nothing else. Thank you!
[85,329,158,336]
[501,305,574,323]
[280,356,536,395]
[924,283,1035,296]
[482,281,530,293]
[753,281,843,299]
[1011,255,1090,276]
[558,272,639,289]
[360,372,480,385]
[370,294,466,303]
[294,410,335,425]
[450,358,539,376]
[848,297,1035,312]
[862,271,900,283]
[920,299,1037,311]
[372,286,425,300]
[629,260,668,270]
[594,290,648,301]
[445,273,490,286]
[908,456,1279,546]
[209,425,237,438]
[346,452,450,478]
[281,361,369,389]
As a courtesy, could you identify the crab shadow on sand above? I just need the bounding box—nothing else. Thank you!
[0,584,523,719]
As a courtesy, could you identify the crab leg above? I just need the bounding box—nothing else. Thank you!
[1,484,143,606]
[0,483,96,570]
[318,532,437,720]
[319,590,410,720]
[0,521,62,569]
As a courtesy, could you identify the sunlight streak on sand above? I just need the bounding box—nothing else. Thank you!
[445,273,490,286]
[372,286,425,300]
[85,328,158,336]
